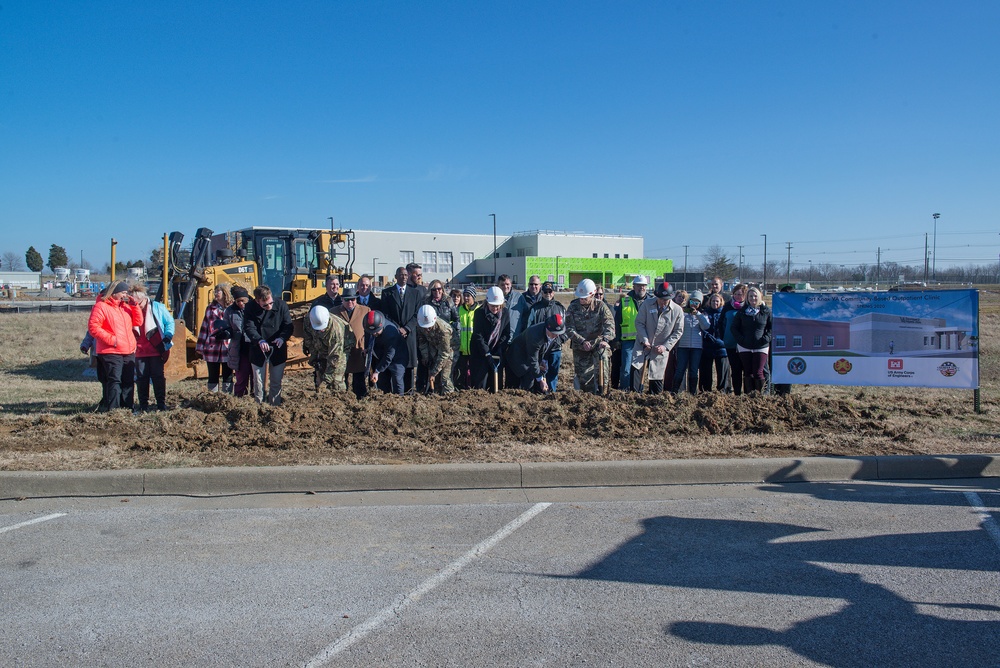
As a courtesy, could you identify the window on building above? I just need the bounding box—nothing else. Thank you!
[604,253,609,258]
[593,253,598,258]
[792,336,802,348]
[615,254,620,259]
[422,251,437,272]
[505,253,511,258]
[400,251,414,266]
[827,336,835,347]
[775,335,786,348]
[516,248,527,257]
[439,252,453,275]
[624,254,629,259]
[813,335,821,347]
[460,252,474,267]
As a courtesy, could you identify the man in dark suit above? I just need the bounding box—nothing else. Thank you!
[379,266,422,391]
[356,274,381,312]
[505,313,566,392]
[363,311,409,395]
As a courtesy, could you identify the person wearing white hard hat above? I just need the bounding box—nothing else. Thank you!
[470,285,510,391]
[614,275,650,392]
[415,304,455,393]
[303,304,347,393]
[565,278,615,394]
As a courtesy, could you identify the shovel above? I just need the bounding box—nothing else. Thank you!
[489,354,501,393]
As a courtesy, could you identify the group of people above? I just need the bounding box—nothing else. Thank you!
[82,281,174,412]
[81,265,775,411]
[288,265,774,401]
[610,277,775,395]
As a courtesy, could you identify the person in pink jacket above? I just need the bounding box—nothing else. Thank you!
[87,281,143,411]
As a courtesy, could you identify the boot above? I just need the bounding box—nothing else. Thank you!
[221,381,233,394]
[207,383,219,393]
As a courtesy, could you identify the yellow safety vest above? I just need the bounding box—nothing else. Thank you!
[620,296,640,341]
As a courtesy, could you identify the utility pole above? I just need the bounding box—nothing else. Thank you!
[923,233,929,284]
[876,247,881,290]
[760,234,767,294]
[490,213,497,281]
[737,245,744,281]
[932,213,940,281]
[785,241,792,287]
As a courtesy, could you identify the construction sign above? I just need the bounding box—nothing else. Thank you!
[771,290,979,389]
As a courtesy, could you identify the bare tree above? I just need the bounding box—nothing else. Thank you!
[2,251,24,271]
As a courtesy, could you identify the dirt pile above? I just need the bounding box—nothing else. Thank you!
[2,371,994,471]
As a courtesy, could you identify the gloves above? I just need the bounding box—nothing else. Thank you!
[80,345,89,355]
[273,338,285,348]
[162,336,172,345]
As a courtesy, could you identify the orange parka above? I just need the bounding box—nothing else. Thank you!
[88,296,143,355]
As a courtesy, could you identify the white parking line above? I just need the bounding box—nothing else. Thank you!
[964,491,1000,551]
[303,502,552,668]
[0,513,67,535]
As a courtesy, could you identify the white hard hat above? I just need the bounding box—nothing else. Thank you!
[575,278,597,299]
[309,305,330,331]
[486,286,505,306]
[632,275,648,285]
[417,304,437,328]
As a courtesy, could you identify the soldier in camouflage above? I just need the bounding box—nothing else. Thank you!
[565,279,615,394]
[416,305,455,393]
[304,305,347,393]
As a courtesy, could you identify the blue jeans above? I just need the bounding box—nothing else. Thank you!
[672,347,702,394]
[619,339,635,390]
[545,349,562,391]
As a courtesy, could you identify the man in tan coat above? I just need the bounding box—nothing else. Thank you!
[332,287,371,398]
[630,283,684,394]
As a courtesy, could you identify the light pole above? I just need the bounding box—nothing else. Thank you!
[556,255,562,290]
[808,260,813,284]
[490,213,497,281]
[737,245,744,281]
[372,257,378,279]
[932,213,940,281]
[760,234,767,294]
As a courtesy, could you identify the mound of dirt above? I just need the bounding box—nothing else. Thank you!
[1,371,996,471]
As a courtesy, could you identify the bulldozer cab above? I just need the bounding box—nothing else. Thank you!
[235,228,357,304]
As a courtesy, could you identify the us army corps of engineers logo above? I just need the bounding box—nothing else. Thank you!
[787,357,806,375]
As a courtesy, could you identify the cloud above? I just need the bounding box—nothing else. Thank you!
[320,175,378,183]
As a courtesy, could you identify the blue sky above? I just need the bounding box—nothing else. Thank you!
[2,1,997,274]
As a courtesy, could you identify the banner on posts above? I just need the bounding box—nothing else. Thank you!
[771,290,979,389]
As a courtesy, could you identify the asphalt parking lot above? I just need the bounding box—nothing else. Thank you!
[3,479,999,667]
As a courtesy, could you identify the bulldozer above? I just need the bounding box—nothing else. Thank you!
[155,224,359,380]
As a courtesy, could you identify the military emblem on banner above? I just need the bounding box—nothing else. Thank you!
[787,357,806,375]
[937,361,958,377]
[833,358,852,375]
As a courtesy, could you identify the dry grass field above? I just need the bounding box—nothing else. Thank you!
[1,291,998,471]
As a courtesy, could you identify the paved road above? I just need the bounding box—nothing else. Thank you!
[3,480,999,667]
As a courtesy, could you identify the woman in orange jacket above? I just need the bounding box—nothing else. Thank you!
[87,281,143,411]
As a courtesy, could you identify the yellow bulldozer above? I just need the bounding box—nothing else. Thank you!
[154,224,359,380]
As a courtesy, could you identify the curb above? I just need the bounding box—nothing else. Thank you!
[2,454,998,499]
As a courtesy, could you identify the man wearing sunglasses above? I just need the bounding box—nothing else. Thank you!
[243,285,293,405]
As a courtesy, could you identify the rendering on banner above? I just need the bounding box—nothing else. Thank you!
[771,290,979,389]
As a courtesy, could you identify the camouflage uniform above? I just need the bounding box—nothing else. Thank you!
[565,297,615,394]
[417,317,455,393]
[302,317,347,392]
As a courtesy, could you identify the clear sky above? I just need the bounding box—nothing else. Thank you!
[2,1,997,276]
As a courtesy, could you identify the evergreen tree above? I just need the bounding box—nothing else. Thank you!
[47,244,69,272]
[25,246,44,272]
